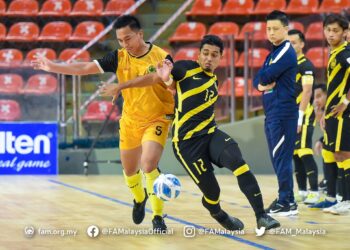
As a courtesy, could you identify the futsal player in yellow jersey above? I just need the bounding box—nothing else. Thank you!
[32,15,174,231]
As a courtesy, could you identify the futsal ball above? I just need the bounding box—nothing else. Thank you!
[153,174,181,201]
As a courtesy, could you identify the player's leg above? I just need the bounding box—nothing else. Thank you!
[173,136,244,231]
[311,118,339,210]
[293,150,308,202]
[119,119,146,224]
[298,125,319,204]
[208,129,280,229]
[330,117,350,215]
[140,119,171,231]
[264,119,297,216]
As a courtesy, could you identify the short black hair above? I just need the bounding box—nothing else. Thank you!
[266,10,289,26]
[114,15,141,31]
[200,35,224,54]
[323,13,349,30]
[314,83,327,92]
[288,29,305,42]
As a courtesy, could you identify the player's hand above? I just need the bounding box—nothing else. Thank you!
[31,55,52,71]
[297,125,302,134]
[258,82,276,91]
[99,82,121,104]
[330,103,347,117]
[320,112,326,131]
[156,59,173,82]
[313,141,323,156]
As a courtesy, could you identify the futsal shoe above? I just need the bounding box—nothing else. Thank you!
[323,202,341,213]
[152,215,167,233]
[257,214,280,230]
[289,202,299,216]
[308,199,336,210]
[265,199,292,217]
[304,191,320,205]
[295,191,308,203]
[132,189,148,224]
[329,201,350,215]
[211,210,244,231]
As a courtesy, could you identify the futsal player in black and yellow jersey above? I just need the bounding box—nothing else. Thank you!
[104,35,280,231]
[32,15,174,231]
[288,29,319,204]
[313,14,350,215]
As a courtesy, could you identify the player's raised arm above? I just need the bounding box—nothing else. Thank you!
[31,55,101,76]
[100,59,174,99]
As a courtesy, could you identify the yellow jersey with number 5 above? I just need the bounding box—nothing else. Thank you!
[95,43,174,123]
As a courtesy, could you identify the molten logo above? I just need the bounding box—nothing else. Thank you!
[0,132,51,155]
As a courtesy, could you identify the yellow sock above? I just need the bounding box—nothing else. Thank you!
[124,170,145,203]
[145,168,163,218]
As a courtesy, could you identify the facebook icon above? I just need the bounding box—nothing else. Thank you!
[87,225,99,238]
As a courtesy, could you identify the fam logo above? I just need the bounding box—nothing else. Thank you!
[147,65,156,73]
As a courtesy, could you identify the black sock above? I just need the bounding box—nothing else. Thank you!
[202,197,221,215]
[301,155,319,191]
[294,155,307,191]
[236,171,265,219]
[345,169,350,201]
[338,168,345,200]
[325,162,337,198]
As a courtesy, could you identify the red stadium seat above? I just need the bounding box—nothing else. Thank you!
[6,22,39,42]
[59,48,91,62]
[236,48,269,68]
[219,0,254,16]
[208,22,240,40]
[286,0,319,14]
[237,22,266,41]
[219,77,259,97]
[82,101,120,121]
[38,21,73,42]
[0,49,23,67]
[306,47,328,68]
[0,0,6,16]
[169,22,206,43]
[253,0,286,15]
[318,0,350,13]
[22,74,58,95]
[69,21,105,42]
[39,0,72,17]
[0,100,21,121]
[70,0,103,16]
[0,74,24,94]
[219,49,239,68]
[289,21,305,33]
[24,48,57,66]
[0,23,6,41]
[6,0,39,17]
[305,22,324,41]
[186,0,222,17]
[174,47,199,61]
[103,0,135,16]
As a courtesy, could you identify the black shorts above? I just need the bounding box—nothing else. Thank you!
[172,129,239,184]
[295,125,314,150]
[324,117,350,152]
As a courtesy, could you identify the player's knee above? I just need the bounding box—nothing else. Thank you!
[218,143,246,171]
[140,157,160,173]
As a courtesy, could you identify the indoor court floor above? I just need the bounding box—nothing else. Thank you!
[0,175,348,250]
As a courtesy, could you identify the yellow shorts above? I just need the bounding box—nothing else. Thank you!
[119,116,172,150]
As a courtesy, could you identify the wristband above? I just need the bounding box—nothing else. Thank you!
[163,78,173,86]
[343,97,350,106]
[298,110,304,126]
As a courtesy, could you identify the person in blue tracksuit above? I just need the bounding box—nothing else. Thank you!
[253,10,298,216]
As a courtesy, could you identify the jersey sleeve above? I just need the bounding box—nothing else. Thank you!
[300,60,315,85]
[170,60,188,81]
[339,50,350,69]
[94,49,118,73]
